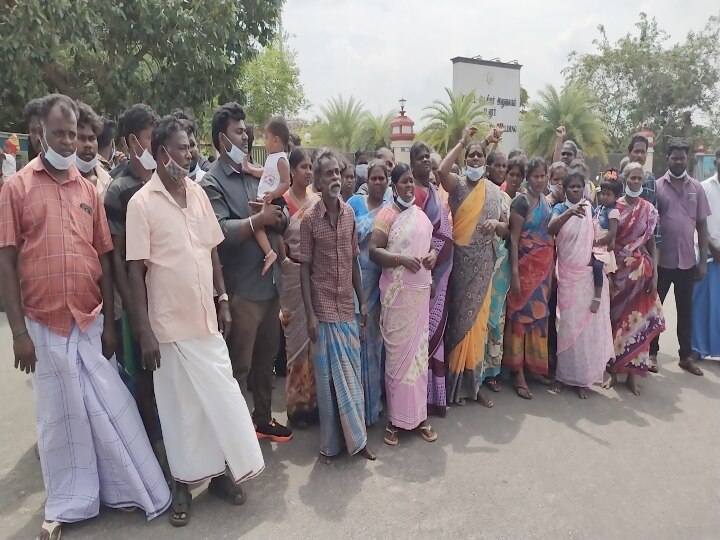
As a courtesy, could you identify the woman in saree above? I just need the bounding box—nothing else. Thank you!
[483,151,512,393]
[347,160,389,426]
[602,162,665,395]
[369,164,438,446]
[280,148,320,425]
[503,157,554,399]
[436,129,504,408]
[547,170,614,398]
[410,142,454,417]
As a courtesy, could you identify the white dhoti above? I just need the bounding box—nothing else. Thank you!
[27,316,171,523]
[156,333,265,484]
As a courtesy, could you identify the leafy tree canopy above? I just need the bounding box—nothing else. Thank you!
[0,0,283,130]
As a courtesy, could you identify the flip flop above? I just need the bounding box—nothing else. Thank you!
[418,424,438,442]
[37,520,62,540]
[515,385,533,400]
[383,426,399,446]
[169,483,192,527]
[208,475,246,505]
[678,360,703,376]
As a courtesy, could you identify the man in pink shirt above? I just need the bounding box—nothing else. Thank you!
[126,116,264,526]
[649,137,711,376]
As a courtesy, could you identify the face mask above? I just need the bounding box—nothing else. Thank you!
[75,154,98,173]
[466,165,485,181]
[222,134,246,165]
[2,153,16,177]
[40,125,76,170]
[670,169,687,179]
[625,184,643,198]
[130,134,156,170]
[355,163,368,181]
[189,161,200,179]
[394,193,416,209]
[162,147,189,183]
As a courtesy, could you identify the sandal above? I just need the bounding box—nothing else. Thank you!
[648,355,659,373]
[169,482,192,527]
[486,378,501,393]
[515,385,533,400]
[37,520,62,540]
[678,359,703,377]
[383,425,399,446]
[208,475,247,505]
[418,424,438,442]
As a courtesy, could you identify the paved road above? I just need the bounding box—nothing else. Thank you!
[1,294,719,539]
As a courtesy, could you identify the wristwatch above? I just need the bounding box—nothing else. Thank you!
[218,293,229,303]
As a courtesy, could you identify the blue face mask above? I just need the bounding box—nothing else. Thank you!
[466,165,485,181]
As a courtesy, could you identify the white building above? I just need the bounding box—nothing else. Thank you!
[452,57,522,152]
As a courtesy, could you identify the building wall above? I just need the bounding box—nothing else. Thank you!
[452,58,521,153]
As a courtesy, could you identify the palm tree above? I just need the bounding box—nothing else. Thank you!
[361,110,395,150]
[310,95,369,152]
[418,88,491,154]
[521,84,609,161]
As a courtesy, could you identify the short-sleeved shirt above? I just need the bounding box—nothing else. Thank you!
[656,173,711,270]
[201,159,285,301]
[104,161,145,236]
[0,157,113,336]
[298,198,359,323]
[593,204,620,230]
[126,174,225,343]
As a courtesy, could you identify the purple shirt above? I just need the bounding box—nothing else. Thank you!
[656,173,711,270]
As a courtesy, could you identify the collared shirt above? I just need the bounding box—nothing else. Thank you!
[200,158,286,301]
[104,161,145,236]
[656,172,711,270]
[126,173,225,343]
[298,198,359,323]
[0,157,113,336]
[702,173,720,247]
[92,163,112,200]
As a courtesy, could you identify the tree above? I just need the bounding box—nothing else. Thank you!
[361,110,395,150]
[521,84,609,161]
[310,96,369,152]
[418,88,490,155]
[0,0,282,130]
[238,34,308,128]
[564,11,720,152]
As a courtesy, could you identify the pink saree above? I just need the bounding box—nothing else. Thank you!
[379,205,433,430]
[555,203,614,388]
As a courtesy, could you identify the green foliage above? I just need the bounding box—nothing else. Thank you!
[0,0,282,131]
[361,110,395,151]
[310,96,370,152]
[519,86,529,115]
[521,84,609,161]
[238,35,308,128]
[564,11,720,152]
[418,88,490,155]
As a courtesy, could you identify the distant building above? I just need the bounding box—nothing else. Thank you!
[389,98,414,164]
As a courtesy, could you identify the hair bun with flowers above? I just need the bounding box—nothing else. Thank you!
[603,168,618,182]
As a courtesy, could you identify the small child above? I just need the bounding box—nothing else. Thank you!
[248,117,291,275]
[590,169,622,311]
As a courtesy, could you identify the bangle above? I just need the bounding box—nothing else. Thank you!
[12,328,28,341]
[395,255,400,266]
[249,215,256,233]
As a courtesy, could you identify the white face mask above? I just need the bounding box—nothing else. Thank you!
[466,165,485,181]
[355,163,369,181]
[670,169,688,179]
[40,124,76,170]
[221,134,246,165]
[189,161,200,178]
[129,134,156,170]
[394,193,416,209]
[625,184,643,198]
[75,154,98,173]
[2,153,16,177]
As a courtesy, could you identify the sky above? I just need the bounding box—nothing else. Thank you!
[282,0,718,127]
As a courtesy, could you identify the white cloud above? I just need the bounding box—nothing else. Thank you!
[282,0,717,127]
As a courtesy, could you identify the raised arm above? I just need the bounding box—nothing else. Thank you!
[438,125,477,194]
[552,126,566,163]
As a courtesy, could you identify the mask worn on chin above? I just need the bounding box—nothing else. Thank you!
[625,184,643,198]
[222,134,246,166]
[355,163,368,181]
[394,194,416,209]
[162,147,189,183]
[40,125,76,171]
[130,135,156,170]
[670,169,688,179]
[189,161,200,179]
[75,154,99,173]
[466,165,485,181]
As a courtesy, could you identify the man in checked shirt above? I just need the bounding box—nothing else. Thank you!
[0,94,170,540]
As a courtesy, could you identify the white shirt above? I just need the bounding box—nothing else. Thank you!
[258,151,287,198]
[703,173,720,246]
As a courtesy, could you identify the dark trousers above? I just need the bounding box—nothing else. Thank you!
[649,266,696,359]
[228,294,280,425]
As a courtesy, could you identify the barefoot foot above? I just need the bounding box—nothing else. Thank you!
[601,372,617,390]
[576,386,589,399]
[358,446,376,461]
[317,453,334,465]
[476,389,494,408]
[548,381,562,395]
[626,374,642,396]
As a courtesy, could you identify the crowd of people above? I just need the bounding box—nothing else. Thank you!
[0,93,718,539]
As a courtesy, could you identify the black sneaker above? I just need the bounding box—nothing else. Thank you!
[255,419,293,442]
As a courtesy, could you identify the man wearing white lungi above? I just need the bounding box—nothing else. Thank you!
[126,115,264,527]
[0,94,171,540]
